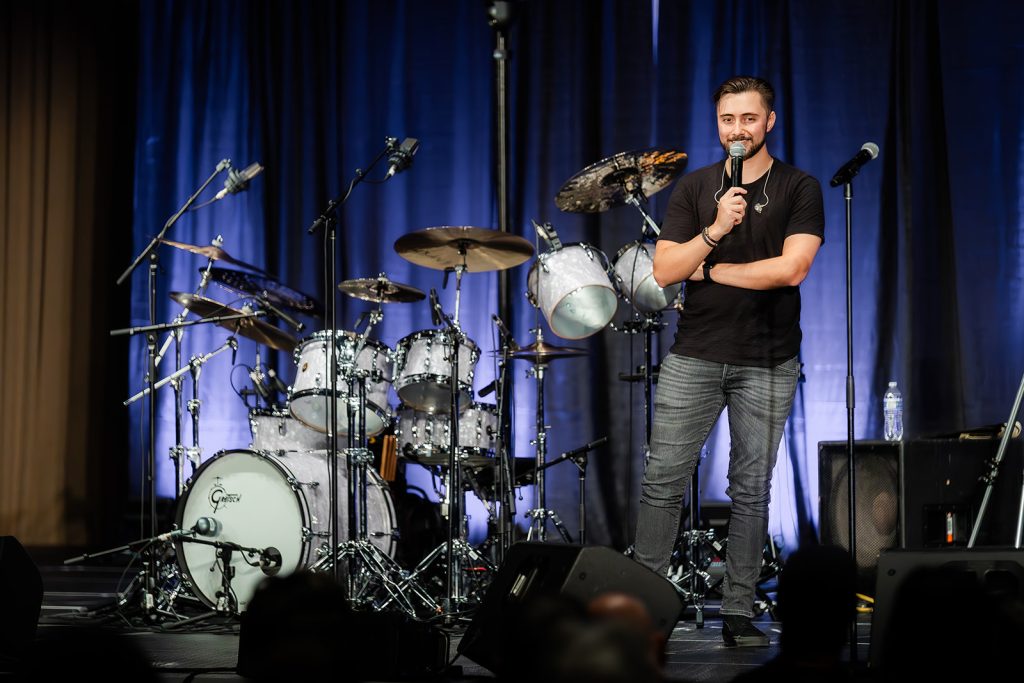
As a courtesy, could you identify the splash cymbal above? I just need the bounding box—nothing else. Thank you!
[159,238,267,274]
[394,226,534,272]
[338,276,425,303]
[554,148,688,213]
[168,292,299,352]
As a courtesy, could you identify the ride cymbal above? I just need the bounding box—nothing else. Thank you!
[510,340,588,362]
[169,292,299,352]
[554,148,688,213]
[394,226,534,272]
[338,276,426,304]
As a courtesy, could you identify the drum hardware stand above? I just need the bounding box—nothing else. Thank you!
[489,314,519,563]
[969,367,1024,548]
[530,437,608,544]
[520,327,573,543]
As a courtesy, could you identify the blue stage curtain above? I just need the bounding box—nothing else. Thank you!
[128,0,1024,551]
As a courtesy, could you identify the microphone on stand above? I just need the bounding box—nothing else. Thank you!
[830,142,879,187]
[729,141,745,188]
[156,517,220,542]
[491,314,519,350]
[266,368,289,395]
[429,288,442,327]
[384,138,420,179]
[259,546,283,576]
[214,161,264,200]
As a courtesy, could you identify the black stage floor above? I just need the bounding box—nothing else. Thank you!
[13,547,876,682]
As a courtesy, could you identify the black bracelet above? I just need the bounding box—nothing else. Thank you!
[703,262,715,283]
[701,226,719,248]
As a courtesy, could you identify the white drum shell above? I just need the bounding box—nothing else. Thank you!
[175,449,396,613]
[289,330,393,436]
[527,243,617,339]
[612,241,681,313]
[249,407,328,453]
[393,330,479,413]
[395,403,497,468]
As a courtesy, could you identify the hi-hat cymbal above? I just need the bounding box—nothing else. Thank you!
[554,148,688,213]
[159,238,267,274]
[394,226,534,272]
[510,340,588,362]
[207,267,323,317]
[338,276,425,304]
[169,292,299,352]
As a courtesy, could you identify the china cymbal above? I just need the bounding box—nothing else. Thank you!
[338,276,425,304]
[510,340,588,362]
[394,226,534,272]
[554,148,688,213]
[207,267,323,317]
[169,292,299,352]
[159,238,267,274]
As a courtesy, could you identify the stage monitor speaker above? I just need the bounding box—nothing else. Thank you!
[457,542,682,676]
[818,441,903,587]
[869,548,1024,668]
[0,536,44,666]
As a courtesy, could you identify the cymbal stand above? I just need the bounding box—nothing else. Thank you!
[523,327,573,543]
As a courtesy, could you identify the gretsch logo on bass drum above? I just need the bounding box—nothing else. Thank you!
[208,477,241,512]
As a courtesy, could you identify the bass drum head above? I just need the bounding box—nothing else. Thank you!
[175,449,309,613]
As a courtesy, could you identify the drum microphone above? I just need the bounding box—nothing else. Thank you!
[249,369,272,400]
[266,368,289,395]
[491,314,519,350]
[385,137,419,179]
[156,516,220,542]
[729,141,745,188]
[259,546,283,576]
[214,161,264,200]
[429,288,443,327]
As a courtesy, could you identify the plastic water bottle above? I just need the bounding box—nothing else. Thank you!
[883,381,904,441]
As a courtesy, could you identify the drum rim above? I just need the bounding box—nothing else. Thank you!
[174,448,315,612]
[528,241,612,278]
[395,328,480,351]
[294,329,392,353]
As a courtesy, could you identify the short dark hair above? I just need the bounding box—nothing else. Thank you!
[713,76,775,114]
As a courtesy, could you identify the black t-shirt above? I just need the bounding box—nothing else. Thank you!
[659,158,824,366]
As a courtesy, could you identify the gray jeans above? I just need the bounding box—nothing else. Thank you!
[633,353,799,617]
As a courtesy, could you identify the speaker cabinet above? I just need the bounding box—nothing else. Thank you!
[0,537,43,666]
[818,441,903,585]
[870,548,1024,667]
[457,542,682,675]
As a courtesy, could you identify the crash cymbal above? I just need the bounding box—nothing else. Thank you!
[338,276,426,303]
[207,267,323,317]
[169,292,299,352]
[159,238,267,274]
[510,340,588,362]
[394,226,534,272]
[554,148,688,213]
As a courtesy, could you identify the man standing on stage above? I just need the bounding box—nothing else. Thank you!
[633,76,824,647]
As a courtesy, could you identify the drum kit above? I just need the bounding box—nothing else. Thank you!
[88,146,703,624]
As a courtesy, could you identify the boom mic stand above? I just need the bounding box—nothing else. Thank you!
[116,159,233,614]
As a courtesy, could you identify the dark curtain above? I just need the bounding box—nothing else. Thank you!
[103,0,1024,552]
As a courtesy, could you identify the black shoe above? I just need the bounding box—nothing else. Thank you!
[722,615,770,647]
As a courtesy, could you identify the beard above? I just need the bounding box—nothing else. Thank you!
[720,136,766,159]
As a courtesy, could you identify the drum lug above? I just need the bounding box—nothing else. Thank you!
[303,528,330,541]
[288,476,320,490]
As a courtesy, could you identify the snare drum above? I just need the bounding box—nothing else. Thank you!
[249,407,328,453]
[395,403,497,468]
[393,330,479,413]
[175,448,396,613]
[611,240,681,313]
[289,330,393,436]
[527,243,617,339]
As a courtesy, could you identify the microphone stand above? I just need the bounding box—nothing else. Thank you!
[114,160,232,615]
[841,178,859,662]
[308,139,396,588]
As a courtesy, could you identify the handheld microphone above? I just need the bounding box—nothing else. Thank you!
[830,142,879,187]
[214,161,264,200]
[385,138,419,179]
[729,142,745,188]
